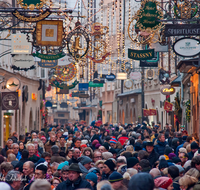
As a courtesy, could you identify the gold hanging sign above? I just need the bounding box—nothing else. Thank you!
[17,0,46,10]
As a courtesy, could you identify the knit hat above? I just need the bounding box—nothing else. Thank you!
[191,142,199,150]
[179,147,187,154]
[81,140,88,145]
[175,164,184,173]
[92,140,99,146]
[117,156,127,163]
[102,152,113,160]
[40,136,46,141]
[109,148,117,154]
[110,138,117,144]
[103,142,110,151]
[127,157,139,168]
[154,177,173,189]
[159,158,168,170]
[172,157,181,164]
[95,143,101,149]
[0,182,11,190]
[146,141,154,147]
[57,161,69,170]
[183,160,191,169]
[78,156,92,165]
[164,146,173,156]
[81,144,87,148]
[104,159,116,171]
[168,153,176,160]
[68,163,82,173]
[30,179,51,190]
[85,172,98,184]
[108,171,123,183]
[134,142,143,151]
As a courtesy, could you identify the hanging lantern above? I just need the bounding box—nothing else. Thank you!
[116,73,127,80]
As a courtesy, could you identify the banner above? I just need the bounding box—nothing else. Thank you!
[79,83,89,91]
[149,109,157,116]
[164,101,173,111]
[33,52,66,60]
[143,109,150,117]
[128,49,154,60]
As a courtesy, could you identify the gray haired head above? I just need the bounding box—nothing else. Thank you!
[5,170,21,184]
[51,145,59,154]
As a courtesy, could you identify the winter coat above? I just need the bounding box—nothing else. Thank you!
[188,151,195,160]
[68,156,79,165]
[44,140,60,153]
[55,176,92,190]
[28,155,40,163]
[1,145,9,157]
[51,154,66,164]
[154,141,168,155]
[11,136,18,143]
[148,149,159,166]
[173,176,181,190]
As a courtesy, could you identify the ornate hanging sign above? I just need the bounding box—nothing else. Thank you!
[38,60,58,68]
[173,37,200,57]
[36,20,63,47]
[32,52,66,60]
[128,49,154,60]
[66,26,90,60]
[146,69,154,80]
[54,63,77,82]
[12,9,51,22]
[124,79,134,89]
[136,0,163,33]
[161,86,175,95]
[17,0,46,10]
[6,77,21,91]
[87,22,110,63]
[50,80,79,90]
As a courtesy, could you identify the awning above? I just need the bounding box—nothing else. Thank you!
[177,58,198,73]
[73,105,97,110]
[171,75,181,87]
[117,89,142,97]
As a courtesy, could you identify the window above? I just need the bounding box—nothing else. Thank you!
[41,68,45,78]
[58,114,64,117]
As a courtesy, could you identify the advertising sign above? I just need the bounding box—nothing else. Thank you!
[128,49,155,60]
[173,37,200,57]
[140,60,158,67]
[149,109,157,116]
[11,33,32,54]
[79,94,89,98]
[161,86,175,95]
[106,74,116,81]
[130,72,141,80]
[6,77,20,91]
[79,83,89,91]
[2,92,19,110]
[165,24,200,37]
[38,60,58,68]
[12,54,34,68]
[89,81,104,87]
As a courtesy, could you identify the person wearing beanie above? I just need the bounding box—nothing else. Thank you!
[0,182,11,190]
[154,177,173,190]
[108,171,124,190]
[188,142,199,160]
[29,179,51,190]
[56,163,92,190]
[109,148,117,159]
[50,145,66,164]
[78,156,93,174]
[146,141,159,167]
[85,172,98,190]
[110,138,117,148]
[102,143,110,151]
[102,152,113,160]
[172,157,182,165]
[159,158,169,171]
[127,157,139,171]
[102,159,116,180]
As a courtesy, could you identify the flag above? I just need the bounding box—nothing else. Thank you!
[164,101,173,111]
[149,109,157,115]
[143,109,150,117]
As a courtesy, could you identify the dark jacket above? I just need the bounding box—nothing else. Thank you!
[188,151,195,160]
[1,145,9,157]
[56,176,92,190]
[173,176,181,190]
[68,156,79,165]
[28,155,40,163]
[147,149,159,166]
[154,141,168,155]
[11,136,18,143]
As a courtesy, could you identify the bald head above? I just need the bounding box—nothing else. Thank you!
[122,130,126,135]
[149,168,161,178]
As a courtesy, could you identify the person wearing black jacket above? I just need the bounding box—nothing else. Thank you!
[146,141,159,166]
[1,139,13,157]
[68,148,80,165]
[56,163,92,190]
[168,165,181,190]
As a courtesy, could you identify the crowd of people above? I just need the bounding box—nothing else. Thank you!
[0,121,200,190]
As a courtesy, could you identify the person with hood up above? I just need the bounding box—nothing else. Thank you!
[78,156,92,174]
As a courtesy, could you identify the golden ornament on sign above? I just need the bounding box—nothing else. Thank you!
[17,0,46,10]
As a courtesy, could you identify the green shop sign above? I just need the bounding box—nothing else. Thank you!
[136,0,163,32]
[89,81,103,87]
[32,52,66,60]
[128,49,154,60]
